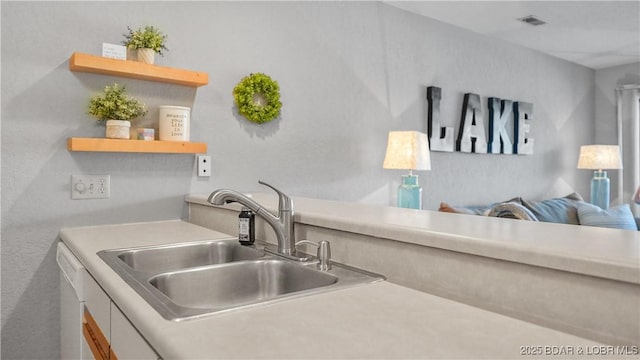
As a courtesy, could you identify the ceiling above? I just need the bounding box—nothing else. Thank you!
[385,1,640,69]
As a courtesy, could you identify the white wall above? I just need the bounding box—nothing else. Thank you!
[1,2,596,358]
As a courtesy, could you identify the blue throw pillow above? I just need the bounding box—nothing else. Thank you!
[577,202,638,230]
[521,193,583,224]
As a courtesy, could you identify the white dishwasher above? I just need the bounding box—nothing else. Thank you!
[57,242,90,360]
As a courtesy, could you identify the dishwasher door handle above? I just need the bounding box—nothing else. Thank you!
[57,242,86,301]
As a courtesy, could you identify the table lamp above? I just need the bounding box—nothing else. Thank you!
[577,145,622,209]
[383,131,431,209]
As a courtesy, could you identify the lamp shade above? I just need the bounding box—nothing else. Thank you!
[577,145,622,170]
[383,131,431,171]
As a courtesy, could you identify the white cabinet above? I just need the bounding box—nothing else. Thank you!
[84,273,111,332]
[110,303,159,359]
[83,274,159,360]
[83,274,111,360]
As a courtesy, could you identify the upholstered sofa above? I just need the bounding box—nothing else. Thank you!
[439,193,640,231]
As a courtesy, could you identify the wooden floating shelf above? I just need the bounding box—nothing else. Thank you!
[69,52,208,87]
[67,138,207,154]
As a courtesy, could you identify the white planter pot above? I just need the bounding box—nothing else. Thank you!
[159,106,190,141]
[136,48,155,64]
[105,120,131,139]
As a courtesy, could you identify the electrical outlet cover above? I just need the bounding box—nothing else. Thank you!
[198,155,211,177]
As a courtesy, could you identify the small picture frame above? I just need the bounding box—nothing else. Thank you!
[102,43,126,60]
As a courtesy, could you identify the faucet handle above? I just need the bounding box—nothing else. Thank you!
[258,180,293,211]
[295,240,331,271]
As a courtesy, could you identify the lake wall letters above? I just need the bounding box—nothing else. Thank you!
[427,86,534,155]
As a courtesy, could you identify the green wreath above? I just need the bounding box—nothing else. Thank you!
[233,73,282,124]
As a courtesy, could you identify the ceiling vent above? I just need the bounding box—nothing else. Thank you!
[518,15,546,26]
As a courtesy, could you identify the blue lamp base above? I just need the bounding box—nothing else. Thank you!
[398,173,422,209]
[590,170,610,209]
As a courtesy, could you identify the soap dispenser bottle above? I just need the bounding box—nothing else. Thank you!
[238,207,255,245]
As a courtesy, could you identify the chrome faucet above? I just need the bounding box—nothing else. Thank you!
[207,181,296,256]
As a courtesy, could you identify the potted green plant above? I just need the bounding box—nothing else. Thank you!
[122,25,168,64]
[88,83,147,139]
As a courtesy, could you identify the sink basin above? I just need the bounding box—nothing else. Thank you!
[150,259,338,309]
[114,239,264,274]
[98,239,384,321]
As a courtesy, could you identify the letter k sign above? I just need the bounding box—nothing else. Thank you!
[488,98,514,154]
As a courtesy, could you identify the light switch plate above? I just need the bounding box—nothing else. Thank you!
[71,174,110,199]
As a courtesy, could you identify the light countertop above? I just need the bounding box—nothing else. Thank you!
[187,193,640,284]
[60,220,603,359]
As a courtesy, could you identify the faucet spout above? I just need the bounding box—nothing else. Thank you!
[207,182,296,256]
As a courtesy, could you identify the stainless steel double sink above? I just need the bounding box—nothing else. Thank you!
[98,239,384,321]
